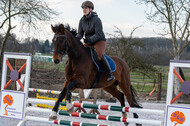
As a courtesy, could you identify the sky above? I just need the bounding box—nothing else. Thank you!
[13,0,160,41]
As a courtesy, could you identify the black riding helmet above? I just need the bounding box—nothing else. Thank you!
[81,1,94,10]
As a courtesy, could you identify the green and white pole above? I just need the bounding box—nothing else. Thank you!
[26,116,107,126]
[59,111,127,122]
[61,102,164,115]
[58,111,162,125]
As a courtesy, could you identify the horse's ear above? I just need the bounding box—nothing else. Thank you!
[51,25,56,33]
[60,24,65,33]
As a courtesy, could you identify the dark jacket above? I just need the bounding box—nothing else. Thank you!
[76,12,106,45]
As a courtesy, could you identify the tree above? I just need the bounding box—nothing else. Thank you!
[30,38,41,53]
[137,0,190,59]
[0,0,57,68]
[106,26,157,76]
[41,40,50,54]
[51,42,54,52]
[137,0,190,95]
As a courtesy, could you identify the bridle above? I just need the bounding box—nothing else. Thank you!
[53,34,84,58]
[53,34,72,57]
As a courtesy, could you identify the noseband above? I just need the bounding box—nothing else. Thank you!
[53,35,70,56]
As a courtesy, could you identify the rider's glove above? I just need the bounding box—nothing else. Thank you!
[84,38,93,45]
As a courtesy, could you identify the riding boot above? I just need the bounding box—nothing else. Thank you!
[100,55,115,81]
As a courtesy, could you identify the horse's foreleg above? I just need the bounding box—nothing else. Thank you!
[49,87,67,121]
[66,81,76,113]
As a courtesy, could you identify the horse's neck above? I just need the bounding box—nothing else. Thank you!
[68,46,89,62]
[66,31,89,62]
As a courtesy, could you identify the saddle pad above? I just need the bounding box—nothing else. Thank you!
[92,54,116,72]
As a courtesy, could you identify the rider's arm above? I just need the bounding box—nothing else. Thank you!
[76,19,84,40]
[89,17,106,43]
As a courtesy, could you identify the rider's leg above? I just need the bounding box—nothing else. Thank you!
[94,41,115,81]
[100,55,115,81]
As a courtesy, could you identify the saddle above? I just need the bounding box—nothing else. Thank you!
[89,47,116,88]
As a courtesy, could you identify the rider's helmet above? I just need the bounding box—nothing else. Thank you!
[81,1,94,10]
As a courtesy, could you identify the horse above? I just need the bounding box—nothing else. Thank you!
[49,24,142,126]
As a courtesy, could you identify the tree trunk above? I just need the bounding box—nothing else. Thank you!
[173,55,180,96]
[0,27,11,69]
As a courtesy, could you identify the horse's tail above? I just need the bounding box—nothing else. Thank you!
[130,85,143,108]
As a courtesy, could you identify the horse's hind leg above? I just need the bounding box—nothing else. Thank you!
[104,85,125,106]
[119,76,142,126]
[103,85,129,126]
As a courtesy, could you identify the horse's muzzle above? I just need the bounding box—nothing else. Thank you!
[54,59,60,64]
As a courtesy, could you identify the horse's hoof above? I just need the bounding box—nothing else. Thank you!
[124,122,129,126]
[136,124,142,126]
[66,101,74,114]
[49,111,57,121]
[66,106,74,114]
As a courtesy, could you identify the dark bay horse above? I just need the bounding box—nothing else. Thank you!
[49,24,142,126]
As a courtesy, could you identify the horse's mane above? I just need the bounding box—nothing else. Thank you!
[53,24,83,45]
[53,24,77,36]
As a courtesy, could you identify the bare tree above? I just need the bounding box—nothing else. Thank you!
[137,0,190,95]
[137,0,190,59]
[0,0,57,67]
[106,26,157,76]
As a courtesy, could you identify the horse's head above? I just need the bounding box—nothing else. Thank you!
[51,24,70,64]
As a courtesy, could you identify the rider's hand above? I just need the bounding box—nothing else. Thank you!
[84,38,92,45]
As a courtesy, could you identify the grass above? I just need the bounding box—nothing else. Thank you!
[132,82,168,93]
[32,61,66,71]
[132,84,156,93]
[130,66,169,93]
[130,65,190,93]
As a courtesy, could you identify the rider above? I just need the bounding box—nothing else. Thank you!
[76,1,115,81]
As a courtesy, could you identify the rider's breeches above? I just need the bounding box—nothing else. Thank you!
[93,40,106,59]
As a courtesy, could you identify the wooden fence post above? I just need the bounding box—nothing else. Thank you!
[157,73,162,100]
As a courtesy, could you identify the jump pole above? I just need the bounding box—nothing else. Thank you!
[26,116,107,126]
[29,88,79,97]
[27,98,164,115]
[26,106,162,125]
[61,102,164,115]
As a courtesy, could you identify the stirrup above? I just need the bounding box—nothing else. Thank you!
[107,73,115,81]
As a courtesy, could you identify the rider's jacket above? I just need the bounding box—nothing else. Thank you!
[76,12,106,45]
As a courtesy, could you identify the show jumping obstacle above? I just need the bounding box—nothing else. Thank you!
[0,52,107,126]
[25,106,162,125]
[1,52,190,126]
